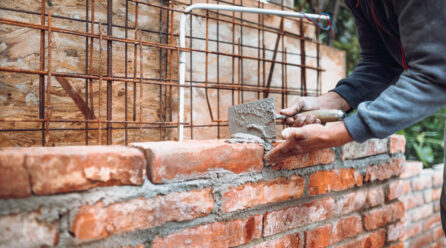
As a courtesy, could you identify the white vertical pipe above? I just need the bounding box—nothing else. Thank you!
[178,3,330,141]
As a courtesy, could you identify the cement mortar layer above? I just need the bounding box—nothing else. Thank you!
[226,132,274,153]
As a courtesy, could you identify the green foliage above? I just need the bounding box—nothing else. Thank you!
[398,108,445,168]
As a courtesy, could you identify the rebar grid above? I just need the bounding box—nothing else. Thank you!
[0,0,326,146]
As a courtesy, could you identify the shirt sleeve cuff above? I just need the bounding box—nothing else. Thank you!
[331,83,363,110]
[343,112,374,143]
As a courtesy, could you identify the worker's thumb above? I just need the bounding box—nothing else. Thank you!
[280,101,304,116]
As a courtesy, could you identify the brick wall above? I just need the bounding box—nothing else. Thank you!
[0,135,444,247]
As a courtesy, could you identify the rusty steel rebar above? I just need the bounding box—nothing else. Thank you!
[0,0,326,145]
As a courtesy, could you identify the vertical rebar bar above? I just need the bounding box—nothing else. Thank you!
[39,0,46,146]
[44,10,52,145]
[106,0,113,144]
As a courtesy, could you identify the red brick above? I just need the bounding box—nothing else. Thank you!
[336,187,384,215]
[403,180,411,194]
[304,215,363,248]
[263,197,335,236]
[388,242,404,248]
[365,157,403,182]
[120,245,144,248]
[0,149,30,198]
[433,171,443,187]
[434,202,441,212]
[24,146,145,195]
[388,180,405,201]
[424,213,441,231]
[389,135,406,154]
[336,230,385,248]
[401,192,424,210]
[0,211,59,247]
[433,226,445,240]
[430,240,444,248]
[72,189,214,241]
[305,224,334,248]
[272,148,335,170]
[253,233,302,248]
[432,188,442,201]
[400,161,423,179]
[152,215,262,248]
[411,173,433,191]
[308,168,362,196]
[363,201,405,231]
[336,214,363,240]
[402,223,422,241]
[411,204,433,222]
[131,140,263,183]
[409,232,432,248]
[387,221,404,241]
[341,138,388,160]
[222,175,304,212]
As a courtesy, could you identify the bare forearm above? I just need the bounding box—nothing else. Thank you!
[318,92,351,112]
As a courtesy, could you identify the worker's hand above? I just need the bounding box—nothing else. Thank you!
[265,122,353,165]
[281,92,351,127]
[281,96,322,127]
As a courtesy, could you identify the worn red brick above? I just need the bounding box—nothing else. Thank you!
[389,135,406,154]
[401,192,424,210]
[0,149,30,198]
[410,232,433,248]
[263,197,335,236]
[272,148,335,170]
[432,188,442,201]
[432,171,443,187]
[120,245,144,248]
[305,224,333,248]
[336,187,384,215]
[0,211,59,247]
[365,157,403,182]
[152,215,262,248]
[433,226,445,240]
[363,201,405,231]
[253,233,302,248]
[388,180,405,200]
[72,189,214,241]
[341,138,388,160]
[388,242,404,248]
[402,223,422,241]
[222,175,304,212]
[24,146,145,195]
[412,173,433,191]
[131,140,263,183]
[305,215,363,248]
[400,161,423,179]
[424,213,441,230]
[336,214,363,240]
[336,230,385,248]
[434,202,441,212]
[387,221,404,241]
[308,168,362,196]
[411,204,433,222]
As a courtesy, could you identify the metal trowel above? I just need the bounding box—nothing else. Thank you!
[228,98,345,139]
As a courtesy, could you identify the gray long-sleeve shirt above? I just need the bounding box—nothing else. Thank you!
[332,0,446,142]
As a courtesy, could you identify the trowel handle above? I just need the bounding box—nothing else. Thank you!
[276,109,346,123]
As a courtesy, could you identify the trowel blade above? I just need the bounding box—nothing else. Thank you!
[228,98,277,139]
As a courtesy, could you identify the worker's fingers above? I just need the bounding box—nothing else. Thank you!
[281,127,305,140]
[285,117,295,126]
[296,115,307,127]
[280,100,304,116]
[264,141,292,164]
[304,115,321,125]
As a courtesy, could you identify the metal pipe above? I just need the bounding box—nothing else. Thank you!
[178,3,329,141]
